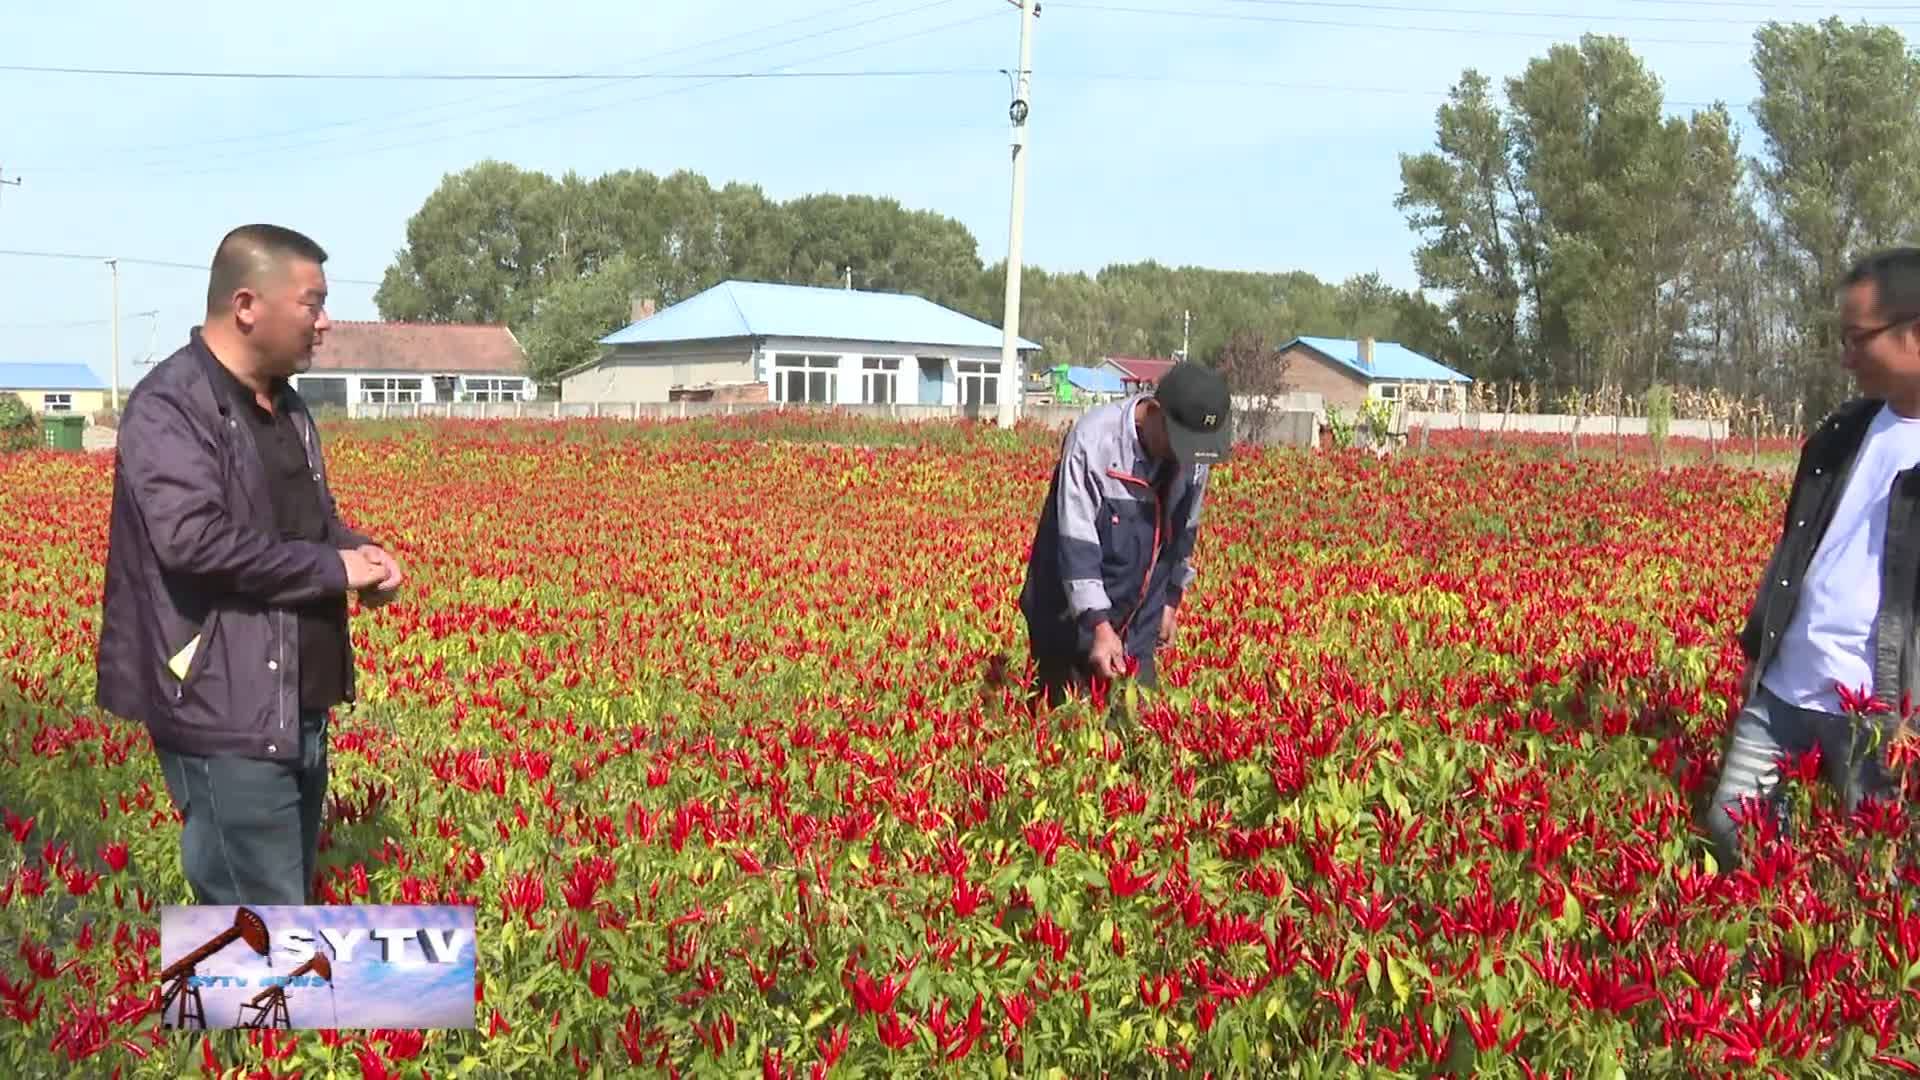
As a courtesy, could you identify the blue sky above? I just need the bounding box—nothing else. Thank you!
[161,904,475,1029]
[3,1,1911,391]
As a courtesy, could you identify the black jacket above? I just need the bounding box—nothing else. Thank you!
[95,330,373,762]
[1740,397,1920,710]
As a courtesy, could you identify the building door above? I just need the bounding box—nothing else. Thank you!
[918,358,945,404]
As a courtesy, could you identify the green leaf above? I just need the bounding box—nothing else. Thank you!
[1387,952,1411,1009]
[1365,952,1381,996]
[1560,891,1583,934]
[1027,871,1049,914]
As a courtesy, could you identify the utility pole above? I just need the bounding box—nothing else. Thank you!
[1180,309,1191,363]
[997,0,1038,428]
[106,258,120,413]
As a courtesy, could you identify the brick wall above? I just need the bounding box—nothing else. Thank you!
[1276,346,1368,409]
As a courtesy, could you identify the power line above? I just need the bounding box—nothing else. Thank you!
[0,249,382,286]
[1043,70,1730,108]
[1046,2,1813,44]
[0,62,988,81]
[11,0,948,174]
[1623,0,1920,8]
[61,3,1002,185]
[0,311,160,331]
[1211,0,1920,25]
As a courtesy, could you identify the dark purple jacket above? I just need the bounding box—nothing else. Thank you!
[95,329,373,762]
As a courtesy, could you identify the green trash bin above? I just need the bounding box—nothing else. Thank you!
[41,414,85,451]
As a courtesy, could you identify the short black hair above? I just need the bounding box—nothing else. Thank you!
[1844,246,1920,321]
[206,224,327,313]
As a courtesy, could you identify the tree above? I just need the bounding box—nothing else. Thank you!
[514,255,649,387]
[1400,39,1747,399]
[375,160,567,325]
[1506,36,1745,397]
[1751,18,1920,422]
[1212,330,1295,444]
[1396,70,1534,384]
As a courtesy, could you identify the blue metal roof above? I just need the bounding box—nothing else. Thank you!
[1066,365,1126,394]
[0,362,106,391]
[1288,336,1469,383]
[600,280,1041,352]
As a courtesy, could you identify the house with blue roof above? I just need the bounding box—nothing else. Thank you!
[1047,364,1127,404]
[1277,335,1471,411]
[558,279,1041,409]
[0,362,108,415]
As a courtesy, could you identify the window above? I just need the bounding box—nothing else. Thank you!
[42,393,72,413]
[360,377,424,404]
[464,377,525,403]
[772,354,839,404]
[956,360,1000,408]
[1376,384,1400,401]
[861,357,902,404]
[294,377,349,408]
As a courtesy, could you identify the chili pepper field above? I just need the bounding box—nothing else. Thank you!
[2,415,1917,1078]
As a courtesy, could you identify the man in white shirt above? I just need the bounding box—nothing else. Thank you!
[1707,246,1920,873]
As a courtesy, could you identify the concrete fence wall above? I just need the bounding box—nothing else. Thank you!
[337,399,1742,449]
[1404,411,1732,439]
[342,399,1324,448]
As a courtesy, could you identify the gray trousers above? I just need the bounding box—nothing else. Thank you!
[1704,684,1898,871]
[154,710,329,905]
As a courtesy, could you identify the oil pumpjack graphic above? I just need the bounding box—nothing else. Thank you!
[159,906,271,1029]
[238,951,334,1029]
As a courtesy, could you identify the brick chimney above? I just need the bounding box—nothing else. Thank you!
[631,296,656,323]
[1358,336,1374,369]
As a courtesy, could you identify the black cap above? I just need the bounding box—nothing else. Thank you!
[1154,362,1232,463]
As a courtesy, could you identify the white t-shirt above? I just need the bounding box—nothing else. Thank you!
[1765,403,1920,714]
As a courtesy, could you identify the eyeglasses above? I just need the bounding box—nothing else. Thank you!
[1842,315,1919,352]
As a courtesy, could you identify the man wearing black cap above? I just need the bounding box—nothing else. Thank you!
[1019,361,1233,710]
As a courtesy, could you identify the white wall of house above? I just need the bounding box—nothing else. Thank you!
[291,371,532,406]
[558,337,1035,407]
[755,337,1020,409]
[3,388,108,414]
[560,343,757,404]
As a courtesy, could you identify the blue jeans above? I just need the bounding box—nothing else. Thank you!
[154,710,329,905]
[1704,684,1897,871]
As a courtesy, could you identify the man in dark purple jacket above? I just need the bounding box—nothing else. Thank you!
[96,224,403,905]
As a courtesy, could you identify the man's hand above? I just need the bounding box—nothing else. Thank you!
[1159,606,1178,647]
[339,549,387,591]
[355,545,405,608]
[1089,622,1128,679]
